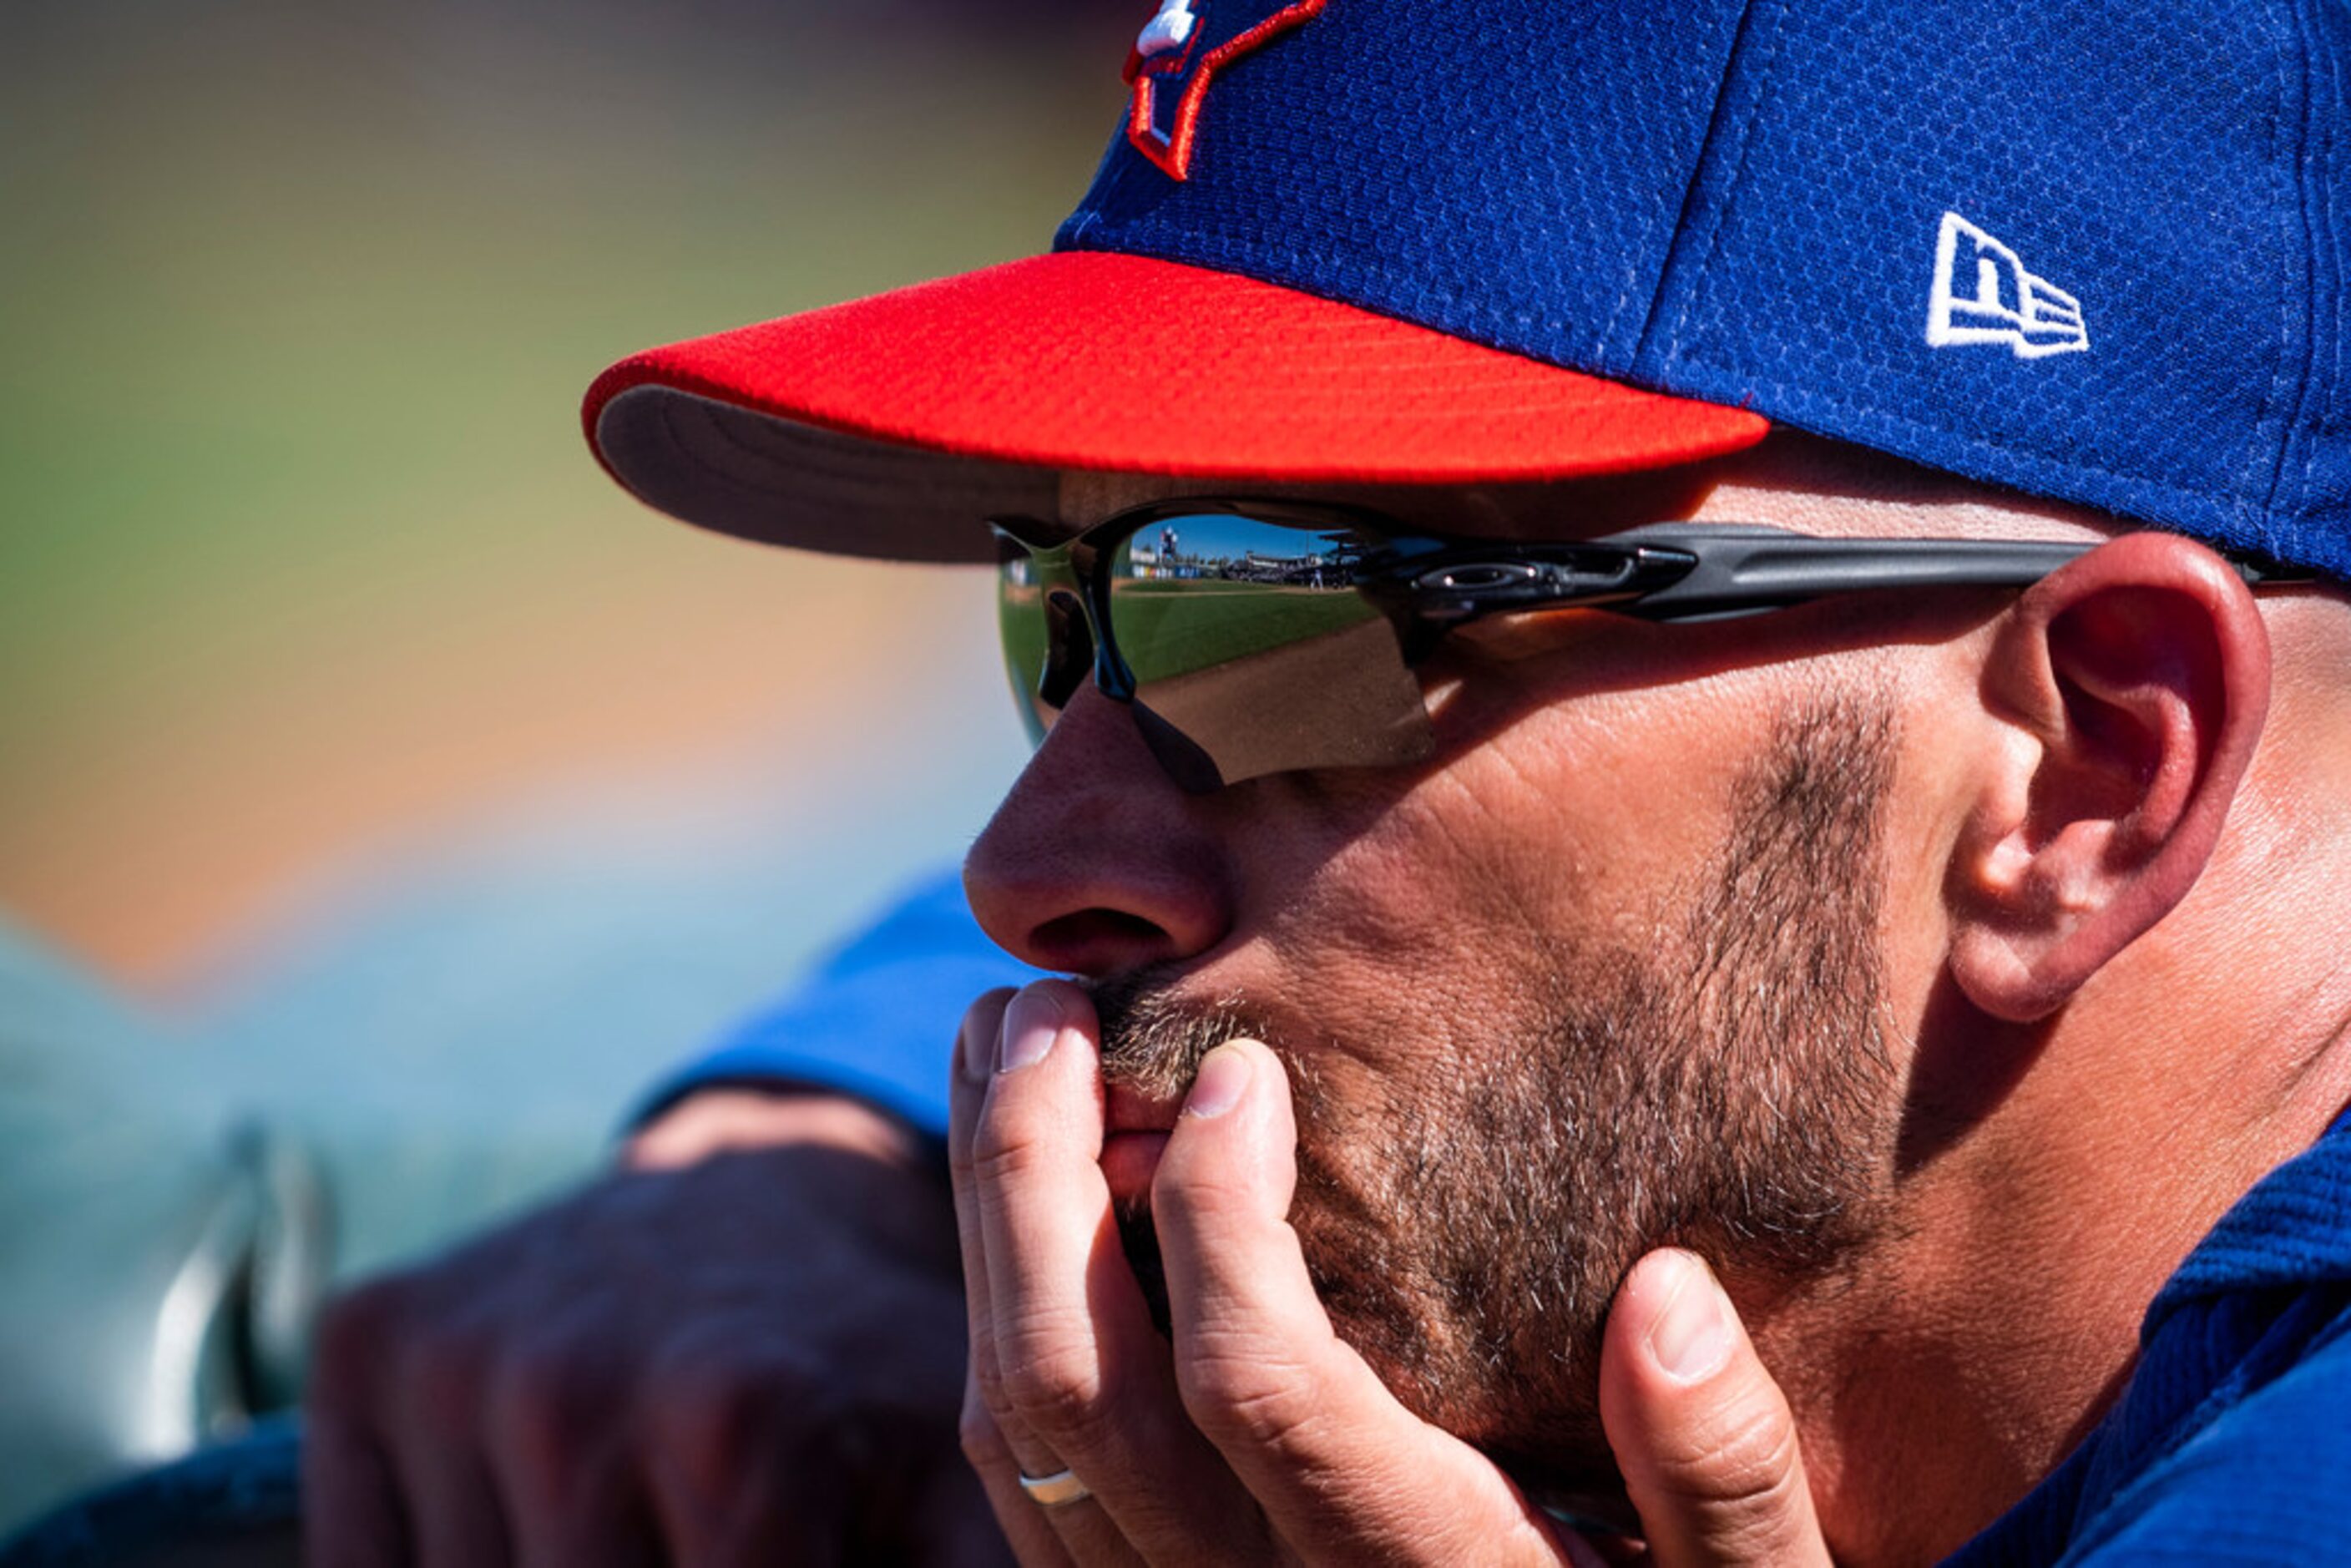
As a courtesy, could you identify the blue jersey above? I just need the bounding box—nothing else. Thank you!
[1949,1108,2351,1565]
[636,867,1037,1136]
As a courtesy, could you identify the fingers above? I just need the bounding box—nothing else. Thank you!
[302,1410,411,1568]
[948,985,1129,1565]
[503,1481,657,1568]
[1150,1039,1565,1565]
[1597,1250,1830,1568]
[482,1343,660,1568]
[310,1290,518,1568]
[306,1280,427,1568]
[956,1356,1080,1568]
[394,1449,513,1567]
[948,990,1061,1558]
[309,1110,987,1568]
[949,984,1143,1564]
[948,982,1263,1563]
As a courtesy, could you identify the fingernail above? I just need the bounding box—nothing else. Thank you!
[1182,1044,1251,1119]
[958,1003,995,1085]
[997,988,1063,1074]
[1646,1254,1734,1383]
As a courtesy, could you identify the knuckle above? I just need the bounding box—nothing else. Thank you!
[968,1333,1009,1415]
[987,1330,1143,1466]
[396,1323,497,1436]
[489,1330,578,1407]
[1147,1162,1255,1222]
[1649,1390,1805,1510]
[992,1315,1106,1428]
[647,1380,761,1486]
[641,1357,868,1523]
[648,1353,752,1434]
[1174,1338,1317,1451]
[966,1118,1048,1189]
[958,1394,1011,1474]
[642,1340,813,1485]
[307,1281,409,1404]
[485,1337,601,1485]
[1676,1452,1813,1564]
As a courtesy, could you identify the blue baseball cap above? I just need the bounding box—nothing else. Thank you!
[587,0,2351,583]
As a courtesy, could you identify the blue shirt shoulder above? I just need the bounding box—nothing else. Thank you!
[635,867,1041,1135]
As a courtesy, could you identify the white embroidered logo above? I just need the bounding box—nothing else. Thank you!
[1926,211,2089,359]
[1136,0,1201,58]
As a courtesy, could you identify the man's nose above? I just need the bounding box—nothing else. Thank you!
[964,683,1233,975]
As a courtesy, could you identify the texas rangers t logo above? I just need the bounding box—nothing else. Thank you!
[1123,0,1327,181]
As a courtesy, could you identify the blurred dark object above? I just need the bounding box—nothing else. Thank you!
[0,938,321,1540]
[0,1421,298,1568]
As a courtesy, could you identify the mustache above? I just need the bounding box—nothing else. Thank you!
[1085,966,1251,1343]
[1083,968,1272,1103]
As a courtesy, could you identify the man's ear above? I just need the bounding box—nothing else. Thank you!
[1949,532,2271,1022]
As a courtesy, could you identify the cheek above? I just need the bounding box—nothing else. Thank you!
[1390,690,1742,919]
[1869,700,1972,1038]
[1233,684,1752,1036]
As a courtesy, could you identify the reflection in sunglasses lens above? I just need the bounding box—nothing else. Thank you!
[1105,515,1377,689]
[994,542,1050,743]
[995,512,1437,787]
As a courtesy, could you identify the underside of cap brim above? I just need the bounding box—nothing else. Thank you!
[584,252,1772,564]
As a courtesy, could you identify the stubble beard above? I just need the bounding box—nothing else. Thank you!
[1091,689,1905,1495]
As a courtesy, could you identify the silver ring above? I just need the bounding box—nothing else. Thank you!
[1017,1467,1093,1507]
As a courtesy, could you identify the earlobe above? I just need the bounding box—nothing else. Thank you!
[1948,534,2272,1022]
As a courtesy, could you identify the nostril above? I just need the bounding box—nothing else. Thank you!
[1028,908,1172,971]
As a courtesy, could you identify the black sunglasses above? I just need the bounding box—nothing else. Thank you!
[992,499,2300,794]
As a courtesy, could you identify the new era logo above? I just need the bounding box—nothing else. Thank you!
[1926,212,2089,359]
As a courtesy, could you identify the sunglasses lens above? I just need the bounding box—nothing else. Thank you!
[1111,514,1436,787]
[1103,515,1373,683]
[997,512,1438,788]
[996,543,1054,745]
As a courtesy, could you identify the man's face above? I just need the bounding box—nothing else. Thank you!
[963,452,2036,1493]
[1090,687,1904,1485]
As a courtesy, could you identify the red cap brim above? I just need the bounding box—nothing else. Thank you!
[584,252,1769,563]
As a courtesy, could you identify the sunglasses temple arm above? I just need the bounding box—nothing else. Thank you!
[1620,534,2096,621]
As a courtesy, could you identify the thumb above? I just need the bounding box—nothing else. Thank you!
[1596,1249,1830,1568]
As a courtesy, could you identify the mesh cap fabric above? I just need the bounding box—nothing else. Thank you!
[586,255,1769,564]
[588,0,2351,581]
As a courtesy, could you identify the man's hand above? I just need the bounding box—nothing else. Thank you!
[306,1089,1009,1566]
[1597,1249,1830,1565]
[949,980,1830,1566]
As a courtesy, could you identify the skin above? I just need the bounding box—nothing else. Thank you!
[301,434,2351,1565]
[953,988,1828,1566]
[1080,677,1906,1480]
[304,1090,1010,1568]
[953,436,2351,1565]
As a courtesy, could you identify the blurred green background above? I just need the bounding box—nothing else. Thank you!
[0,0,1136,1532]
[3,0,1129,984]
